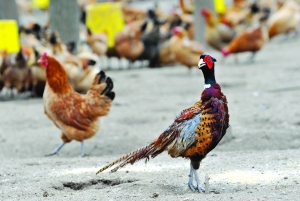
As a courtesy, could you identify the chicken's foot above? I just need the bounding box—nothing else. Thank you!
[45,142,66,156]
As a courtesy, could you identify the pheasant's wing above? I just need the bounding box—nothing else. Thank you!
[167,112,202,157]
[152,101,202,157]
[50,93,93,131]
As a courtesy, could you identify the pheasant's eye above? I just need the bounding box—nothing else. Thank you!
[204,56,209,62]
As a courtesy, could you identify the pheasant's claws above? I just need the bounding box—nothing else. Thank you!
[188,182,196,192]
[188,181,204,193]
[197,185,205,193]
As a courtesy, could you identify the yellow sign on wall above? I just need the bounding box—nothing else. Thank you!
[214,0,226,14]
[86,2,125,48]
[32,0,49,10]
[0,20,20,53]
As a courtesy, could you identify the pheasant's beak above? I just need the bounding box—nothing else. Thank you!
[198,58,205,69]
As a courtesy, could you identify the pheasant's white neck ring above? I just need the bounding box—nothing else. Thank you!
[204,84,211,89]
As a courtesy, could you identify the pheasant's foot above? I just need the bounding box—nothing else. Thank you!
[197,185,205,193]
[188,174,196,191]
[194,168,205,193]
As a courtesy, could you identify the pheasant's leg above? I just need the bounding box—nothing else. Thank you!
[45,142,66,156]
[193,169,205,192]
[188,163,196,191]
[81,141,86,157]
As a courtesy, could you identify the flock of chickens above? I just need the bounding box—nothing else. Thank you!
[0,0,299,100]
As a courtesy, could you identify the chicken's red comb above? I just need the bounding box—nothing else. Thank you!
[172,26,182,35]
[200,8,209,17]
[38,52,49,67]
[42,52,47,58]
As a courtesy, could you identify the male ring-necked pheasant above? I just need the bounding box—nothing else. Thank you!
[96,54,229,192]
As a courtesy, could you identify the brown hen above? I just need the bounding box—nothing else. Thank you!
[169,26,204,69]
[39,53,115,156]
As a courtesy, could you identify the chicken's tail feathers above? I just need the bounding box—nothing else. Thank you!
[96,142,156,174]
[93,70,106,85]
[93,70,115,100]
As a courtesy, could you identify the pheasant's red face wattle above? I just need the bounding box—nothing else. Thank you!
[204,55,213,69]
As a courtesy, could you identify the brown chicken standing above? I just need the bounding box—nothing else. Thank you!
[38,53,115,156]
[1,49,32,99]
[221,14,269,62]
[97,54,229,192]
[86,29,108,57]
[201,8,236,51]
[268,0,300,39]
[169,26,204,69]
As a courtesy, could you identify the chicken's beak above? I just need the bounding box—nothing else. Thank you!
[198,58,205,69]
[37,57,42,64]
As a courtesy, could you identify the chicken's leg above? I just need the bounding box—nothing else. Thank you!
[234,55,239,64]
[248,52,256,63]
[81,141,86,157]
[45,142,66,156]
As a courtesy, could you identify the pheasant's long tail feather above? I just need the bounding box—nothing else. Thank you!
[96,142,156,174]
